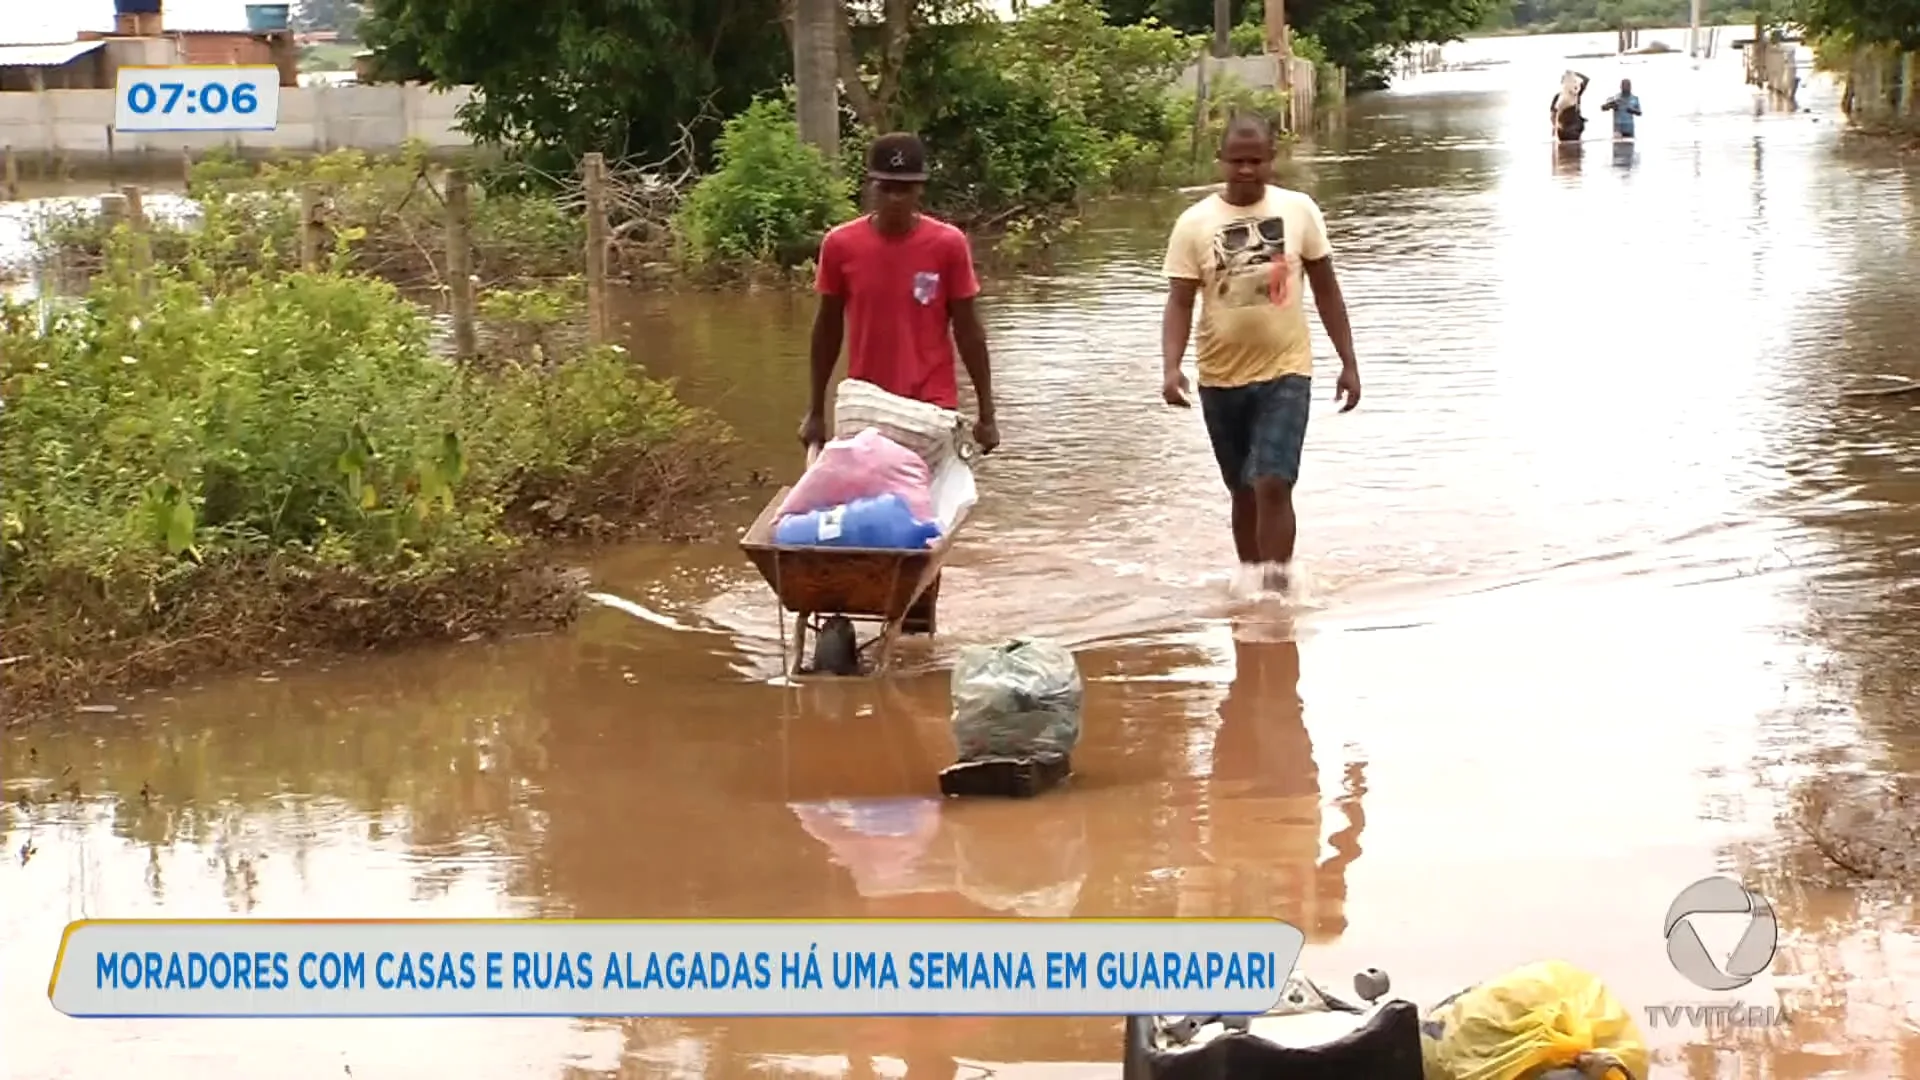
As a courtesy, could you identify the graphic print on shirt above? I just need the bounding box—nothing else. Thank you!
[1209,215,1293,310]
[912,270,941,305]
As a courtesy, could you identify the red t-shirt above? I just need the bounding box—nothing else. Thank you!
[815,215,980,410]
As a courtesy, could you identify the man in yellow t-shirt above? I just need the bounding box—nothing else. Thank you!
[1160,113,1361,593]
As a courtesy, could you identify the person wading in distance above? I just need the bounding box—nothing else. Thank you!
[1159,112,1360,596]
[801,131,1000,456]
[1601,78,1642,140]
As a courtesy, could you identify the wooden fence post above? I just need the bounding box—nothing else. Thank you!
[1191,47,1210,164]
[121,185,151,286]
[299,185,325,271]
[444,169,478,363]
[583,152,610,346]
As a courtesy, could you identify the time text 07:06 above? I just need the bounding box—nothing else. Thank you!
[127,81,260,116]
[113,67,281,133]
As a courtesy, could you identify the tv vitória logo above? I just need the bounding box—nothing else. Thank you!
[1663,876,1778,991]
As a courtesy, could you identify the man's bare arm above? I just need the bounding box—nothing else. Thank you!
[1162,278,1200,376]
[950,297,995,420]
[808,294,846,423]
[1303,257,1356,370]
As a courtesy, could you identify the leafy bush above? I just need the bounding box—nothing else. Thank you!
[1,255,716,596]
[674,97,857,269]
[897,0,1198,218]
[0,229,730,713]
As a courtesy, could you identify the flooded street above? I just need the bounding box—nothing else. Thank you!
[9,28,1920,1079]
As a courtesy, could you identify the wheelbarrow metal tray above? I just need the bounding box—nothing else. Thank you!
[739,485,970,619]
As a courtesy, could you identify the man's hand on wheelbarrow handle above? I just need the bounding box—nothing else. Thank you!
[971,413,1000,456]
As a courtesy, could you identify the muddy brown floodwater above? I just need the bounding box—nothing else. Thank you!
[8,29,1920,1080]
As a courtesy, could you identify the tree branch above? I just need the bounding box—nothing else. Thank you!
[835,0,885,128]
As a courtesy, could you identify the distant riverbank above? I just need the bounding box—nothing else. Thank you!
[1466,14,1754,39]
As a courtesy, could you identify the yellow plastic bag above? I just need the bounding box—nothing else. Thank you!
[1420,959,1649,1080]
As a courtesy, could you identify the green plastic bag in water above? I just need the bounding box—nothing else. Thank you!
[950,637,1083,763]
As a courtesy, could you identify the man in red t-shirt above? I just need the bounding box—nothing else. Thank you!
[801,132,1000,456]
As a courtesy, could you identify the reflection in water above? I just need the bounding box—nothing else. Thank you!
[1554,140,1585,177]
[4,27,1920,1080]
[1180,630,1364,946]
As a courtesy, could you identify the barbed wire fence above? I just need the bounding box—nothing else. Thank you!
[9,113,720,362]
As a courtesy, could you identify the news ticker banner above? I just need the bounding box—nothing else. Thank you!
[52,918,1305,1018]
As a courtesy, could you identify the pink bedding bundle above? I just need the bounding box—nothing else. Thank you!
[778,428,936,523]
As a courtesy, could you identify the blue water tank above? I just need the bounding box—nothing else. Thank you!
[114,0,163,13]
[245,3,291,32]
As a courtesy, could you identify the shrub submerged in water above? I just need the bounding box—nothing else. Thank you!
[0,243,729,718]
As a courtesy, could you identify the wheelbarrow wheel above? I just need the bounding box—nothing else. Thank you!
[812,615,860,676]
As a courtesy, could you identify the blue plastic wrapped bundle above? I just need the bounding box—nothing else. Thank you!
[773,493,943,550]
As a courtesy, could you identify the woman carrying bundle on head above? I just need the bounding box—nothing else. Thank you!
[1550,70,1590,141]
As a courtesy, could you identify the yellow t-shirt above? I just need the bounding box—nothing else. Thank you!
[1162,185,1332,389]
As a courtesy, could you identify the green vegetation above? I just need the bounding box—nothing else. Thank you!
[1103,0,1494,90]
[32,145,582,291]
[358,0,789,175]
[351,0,1320,264]
[674,98,856,273]
[294,0,362,40]
[293,0,364,71]
[886,0,1199,216]
[1797,4,1920,50]
[298,43,361,73]
[1475,0,1755,34]
[664,2,1255,274]
[1,187,730,721]
[1790,0,1918,129]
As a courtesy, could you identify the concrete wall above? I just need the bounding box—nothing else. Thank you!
[0,83,476,166]
[1174,54,1323,133]
[1175,53,1281,94]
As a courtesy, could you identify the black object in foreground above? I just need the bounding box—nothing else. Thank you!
[937,754,1071,798]
[1122,999,1425,1080]
[1123,968,1421,1080]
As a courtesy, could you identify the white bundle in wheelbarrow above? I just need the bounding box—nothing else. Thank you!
[833,378,968,470]
[941,637,1083,798]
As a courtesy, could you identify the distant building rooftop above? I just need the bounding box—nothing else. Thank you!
[0,40,107,68]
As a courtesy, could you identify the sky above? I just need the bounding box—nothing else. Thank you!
[3,1,256,44]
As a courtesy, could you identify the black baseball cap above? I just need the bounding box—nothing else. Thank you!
[866,132,928,182]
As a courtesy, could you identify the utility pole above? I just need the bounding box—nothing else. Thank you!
[1688,0,1702,57]
[1266,0,1291,57]
[1213,0,1232,59]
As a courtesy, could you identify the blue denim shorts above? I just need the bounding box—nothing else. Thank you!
[1198,374,1311,491]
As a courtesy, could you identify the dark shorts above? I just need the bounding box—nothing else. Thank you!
[1198,374,1311,491]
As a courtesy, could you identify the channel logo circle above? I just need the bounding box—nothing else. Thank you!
[1663,876,1778,991]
